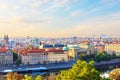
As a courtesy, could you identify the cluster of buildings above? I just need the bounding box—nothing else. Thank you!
[0,35,120,65]
[18,48,68,64]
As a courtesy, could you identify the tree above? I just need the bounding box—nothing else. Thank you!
[94,52,111,62]
[35,75,42,80]
[56,60,101,80]
[12,49,18,61]
[6,72,23,80]
[15,59,21,65]
[12,72,18,80]
[6,72,13,80]
[12,72,23,80]
[22,75,34,80]
[109,68,120,80]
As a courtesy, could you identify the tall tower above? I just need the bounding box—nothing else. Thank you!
[4,35,9,47]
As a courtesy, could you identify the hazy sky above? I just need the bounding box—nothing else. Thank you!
[0,0,120,38]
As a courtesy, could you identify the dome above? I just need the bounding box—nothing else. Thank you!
[63,45,69,51]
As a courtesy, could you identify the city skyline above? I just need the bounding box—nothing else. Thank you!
[0,0,120,38]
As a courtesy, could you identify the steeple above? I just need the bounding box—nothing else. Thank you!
[3,35,9,48]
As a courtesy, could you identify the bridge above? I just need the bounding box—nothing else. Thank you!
[94,59,120,69]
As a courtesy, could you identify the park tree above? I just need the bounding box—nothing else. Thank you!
[22,75,34,80]
[12,72,23,80]
[35,75,42,80]
[6,72,23,80]
[12,49,18,62]
[6,72,13,80]
[94,52,111,62]
[56,60,101,80]
[15,59,21,65]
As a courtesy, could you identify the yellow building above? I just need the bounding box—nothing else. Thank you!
[105,43,120,54]
[48,50,68,63]
[68,45,87,61]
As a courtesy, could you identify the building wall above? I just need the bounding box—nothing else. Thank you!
[0,51,13,64]
[48,52,68,62]
[68,48,75,58]
[21,53,48,64]
[68,47,85,61]
[105,44,120,54]
[21,51,68,64]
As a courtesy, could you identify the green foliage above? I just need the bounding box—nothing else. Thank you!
[15,59,21,65]
[22,75,34,80]
[35,75,42,80]
[56,60,101,80]
[12,50,18,61]
[80,53,95,62]
[80,51,119,62]
[94,52,111,62]
[7,73,42,80]
[22,75,42,80]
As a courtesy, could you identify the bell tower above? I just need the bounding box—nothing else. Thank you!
[4,35,9,47]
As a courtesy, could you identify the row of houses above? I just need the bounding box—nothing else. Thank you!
[1,41,120,65]
[18,48,68,64]
[0,44,87,65]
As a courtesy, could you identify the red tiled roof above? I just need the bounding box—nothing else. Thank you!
[0,46,8,53]
[46,48,63,52]
[18,48,66,55]
[28,50,45,53]
[18,48,46,55]
[18,49,28,55]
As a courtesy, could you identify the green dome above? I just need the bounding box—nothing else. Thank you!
[63,45,69,51]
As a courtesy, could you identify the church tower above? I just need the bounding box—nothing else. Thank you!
[4,35,9,47]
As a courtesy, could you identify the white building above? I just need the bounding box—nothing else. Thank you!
[47,48,68,63]
[18,48,68,64]
[18,48,48,64]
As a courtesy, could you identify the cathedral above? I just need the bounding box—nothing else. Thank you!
[0,35,13,65]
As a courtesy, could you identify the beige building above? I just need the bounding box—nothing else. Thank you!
[18,49,48,64]
[0,46,13,64]
[19,48,68,64]
[68,45,87,61]
[47,49,68,62]
[105,43,120,54]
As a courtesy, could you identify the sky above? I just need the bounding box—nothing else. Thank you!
[0,0,120,38]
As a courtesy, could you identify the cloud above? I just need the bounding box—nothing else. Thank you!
[70,11,81,16]
[59,12,120,37]
[0,15,54,24]
[29,0,50,8]
[20,0,29,4]
[0,19,50,23]
[0,4,20,10]
[31,10,41,15]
